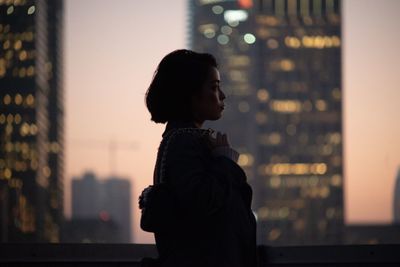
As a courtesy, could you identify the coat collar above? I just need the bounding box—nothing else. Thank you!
[162,120,198,137]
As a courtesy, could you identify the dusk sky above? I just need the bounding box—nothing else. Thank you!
[65,0,400,243]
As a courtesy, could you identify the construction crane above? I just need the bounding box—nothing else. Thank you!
[70,138,138,175]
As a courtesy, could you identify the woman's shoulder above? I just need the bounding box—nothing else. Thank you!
[164,128,211,155]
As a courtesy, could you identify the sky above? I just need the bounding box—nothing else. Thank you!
[64,0,400,244]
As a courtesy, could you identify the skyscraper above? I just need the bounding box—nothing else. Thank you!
[0,0,64,242]
[394,168,400,224]
[71,172,132,243]
[190,0,343,245]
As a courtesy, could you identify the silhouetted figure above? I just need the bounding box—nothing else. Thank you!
[142,49,256,267]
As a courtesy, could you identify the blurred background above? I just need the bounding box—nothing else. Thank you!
[0,0,399,245]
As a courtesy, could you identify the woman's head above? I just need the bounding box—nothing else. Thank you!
[145,49,225,124]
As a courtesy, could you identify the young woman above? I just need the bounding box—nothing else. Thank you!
[143,49,256,267]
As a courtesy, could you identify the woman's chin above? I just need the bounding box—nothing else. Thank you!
[212,113,223,121]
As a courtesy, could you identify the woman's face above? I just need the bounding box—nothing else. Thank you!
[192,67,225,123]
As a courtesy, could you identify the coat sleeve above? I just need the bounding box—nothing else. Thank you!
[165,133,246,217]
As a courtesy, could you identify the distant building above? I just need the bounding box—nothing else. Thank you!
[190,0,343,245]
[345,224,400,244]
[70,172,132,243]
[72,172,101,219]
[62,218,119,243]
[0,0,64,242]
[394,168,400,224]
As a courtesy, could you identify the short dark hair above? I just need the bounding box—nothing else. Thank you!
[145,49,218,124]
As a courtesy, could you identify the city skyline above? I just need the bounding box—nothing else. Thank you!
[63,0,400,244]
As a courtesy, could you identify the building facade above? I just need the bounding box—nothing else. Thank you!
[394,168,400,224]
[71,172,132,243]
[190,0,343,245]
[0,0,64,242]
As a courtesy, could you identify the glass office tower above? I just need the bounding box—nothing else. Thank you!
[0,0,64,242]
[190,0,343,245]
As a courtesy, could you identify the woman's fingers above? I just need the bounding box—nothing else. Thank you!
[216,132,229,146]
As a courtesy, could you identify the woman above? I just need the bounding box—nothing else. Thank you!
[143,49,256,267]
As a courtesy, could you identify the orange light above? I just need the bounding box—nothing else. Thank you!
[238,0,253,9]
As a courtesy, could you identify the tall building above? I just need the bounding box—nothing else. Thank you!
[0,0,64,242]
[394,168,400,224]
[71,172,132,243]
[190,0,343,245]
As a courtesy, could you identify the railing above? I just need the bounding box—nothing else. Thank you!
[1,243,399,266]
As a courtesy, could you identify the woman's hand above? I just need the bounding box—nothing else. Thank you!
[208,131,230,149]
[207,131,239,162]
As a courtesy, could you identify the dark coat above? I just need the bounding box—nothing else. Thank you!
[152,120,257,267]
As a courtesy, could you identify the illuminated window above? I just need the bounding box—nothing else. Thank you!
[315,99,327,111]
[211,5,223,15]
[3,40,11,49]
[4,168,12,179]
[20,122,30,136]
[29,124,38,135]
[270,100,302,113]
[257,89,269,102]
[203,28,215,38]
[27,5,35,15]
[14,40,22,50]
[269,132,281,145]
[243,33,256,44]
[264,163,328,175]
[224,10,248,24]
[217,34,229,45]
[238,101,249,112]
[331,88,341,100]
[284,36,301,48]
[27,66,34,76]
[238,153,254,167]
[50,142,60,153]
[7,6,14,15]
[280,59,295,71]
[0,114,5,124]
[19,50,28,61]
[270,176,281,188]
[331,175,342,187]
[15,94,23,105]
[328,132,341,144]
[279,207,290,218]
[199,24,217,38]
[220,25,232,35]
[25,94,34,106]
[227,55,250,67]
[229,70,246,82]
[3,94,12,105]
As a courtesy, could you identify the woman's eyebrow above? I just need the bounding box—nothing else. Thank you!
[211,79,220,83]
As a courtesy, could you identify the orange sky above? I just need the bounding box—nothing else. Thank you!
[64,0,400,243]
